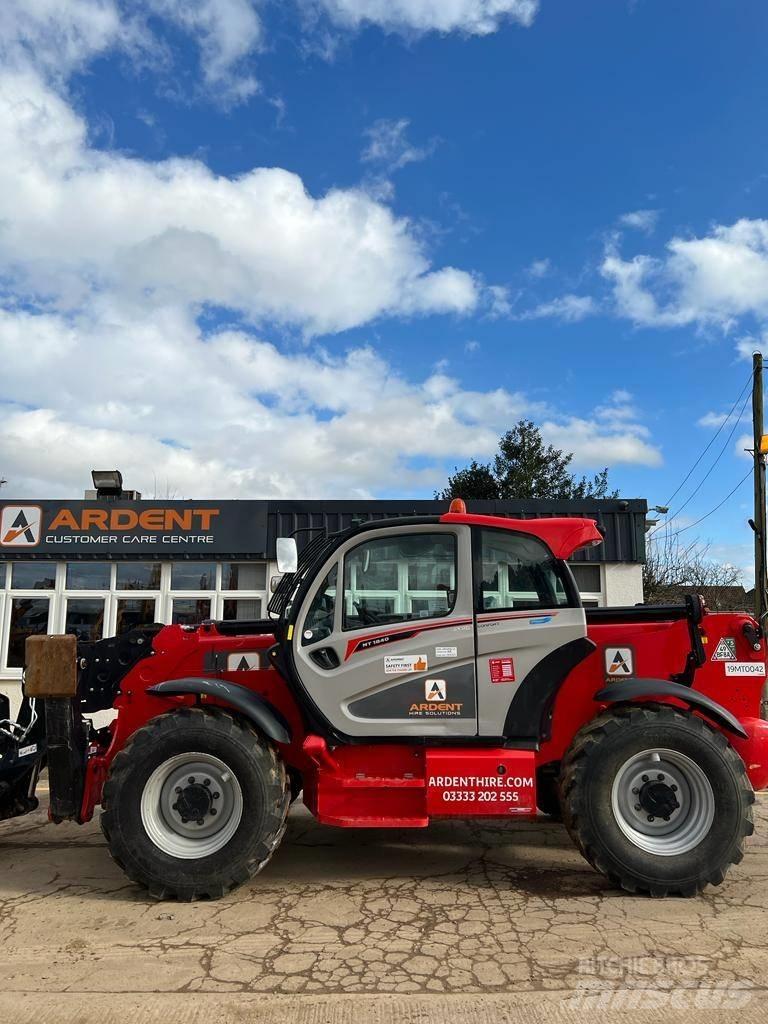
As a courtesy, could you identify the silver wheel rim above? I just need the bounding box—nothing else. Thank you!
[610,747,715,856]
[140,752,243,859]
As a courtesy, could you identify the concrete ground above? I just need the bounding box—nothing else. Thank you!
[1,786,767,1023]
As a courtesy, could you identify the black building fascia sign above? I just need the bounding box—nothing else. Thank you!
[0,500,269,559]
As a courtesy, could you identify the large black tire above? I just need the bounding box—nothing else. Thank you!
[101,707,289,900]
[560,705,754,897]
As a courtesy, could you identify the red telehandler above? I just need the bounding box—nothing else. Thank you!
[22,502,768,899]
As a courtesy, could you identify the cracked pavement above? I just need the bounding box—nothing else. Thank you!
[1,788,767,1022]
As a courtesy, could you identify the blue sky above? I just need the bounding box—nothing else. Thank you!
[1,1,767,580]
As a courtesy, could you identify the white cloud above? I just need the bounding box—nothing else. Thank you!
[0,1,131,79]
[526,257,551,278]
[1,1,542,107]
[698,411,730,428]
[618,209,659,234]
[144,0,262,101]
[0,302,662,498]
[0,0,259,103]
[487,284,514,318]
[0,1,662,501]
[602,220,768,329]
[0,68,478,335]
[542,417,662,469]
[520,294,596,322]
[362,118,434,172]
[311,0,539,35]
[736,327,768,361]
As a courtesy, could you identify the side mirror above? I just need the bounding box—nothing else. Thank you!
[270,575,281,593]
[276,537,298,574]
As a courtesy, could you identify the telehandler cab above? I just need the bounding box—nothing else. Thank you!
[22,502,768,899]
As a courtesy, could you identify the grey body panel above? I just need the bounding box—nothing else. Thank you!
[475,608,587,736]
[294,524,477,737]
[348,663,476,722]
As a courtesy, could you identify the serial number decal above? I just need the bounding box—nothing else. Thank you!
[725,662,766,676]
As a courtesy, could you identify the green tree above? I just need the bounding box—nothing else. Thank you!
[437,420,617,500]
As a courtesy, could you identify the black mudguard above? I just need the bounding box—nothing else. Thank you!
[147,678,292,745]
[594,678,748,739]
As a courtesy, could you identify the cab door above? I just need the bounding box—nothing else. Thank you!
[292,524,477,738]
[473,527,588,738]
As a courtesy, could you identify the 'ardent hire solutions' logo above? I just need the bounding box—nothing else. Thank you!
[0,505,43,547]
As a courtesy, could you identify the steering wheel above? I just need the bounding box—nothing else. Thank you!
[353,601,381,625]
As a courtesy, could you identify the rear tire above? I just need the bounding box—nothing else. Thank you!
[101,708,289,900]
[560,705,754,896]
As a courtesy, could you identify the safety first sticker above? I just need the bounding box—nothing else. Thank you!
[605,647,634,678]
[384,654,428,674]
[712,637,737,662]
[489,657,515,683]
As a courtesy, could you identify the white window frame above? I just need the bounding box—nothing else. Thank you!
[568,562,605,608]
[0,558,269,680]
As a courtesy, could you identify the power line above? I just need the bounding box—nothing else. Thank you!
[655,467,752,542]
[659,368,753,510]
[649,383,753,542]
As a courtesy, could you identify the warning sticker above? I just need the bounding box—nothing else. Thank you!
[712,637,737,662]
[227,652,261,671]
[725,662,766,677]
[384,654,428,675]
[605,647,634,677]
[435,646,458,658]
[489,657,516,683]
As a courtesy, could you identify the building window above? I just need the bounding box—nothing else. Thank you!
[116,562,162,590]
[569,563,603,607]
[8,597,51,668]
[222,598,263,621]
[65,598,105,642]
[116,598,157,634]
[171,562,217,590]
[0,557,268,674]
[66,562,111,589]
[221,562,266,590]
[10,562,56,590]
[171,599,211,625]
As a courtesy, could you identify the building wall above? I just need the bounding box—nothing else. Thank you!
[604,563,644,607]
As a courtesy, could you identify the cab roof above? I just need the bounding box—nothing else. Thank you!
[343,511,603,561]
[439,512,603,560]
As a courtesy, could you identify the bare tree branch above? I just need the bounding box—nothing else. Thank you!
[644,532,745,609]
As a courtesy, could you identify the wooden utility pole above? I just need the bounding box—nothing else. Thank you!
[753,352,766,628]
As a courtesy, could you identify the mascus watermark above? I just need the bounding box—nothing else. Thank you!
[566,955,754,1010]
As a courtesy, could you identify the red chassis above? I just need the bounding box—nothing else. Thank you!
[73,605,768,828]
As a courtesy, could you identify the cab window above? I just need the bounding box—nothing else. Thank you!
[478,529,576,612]
[343,532,457,630]
[301,563,338,645]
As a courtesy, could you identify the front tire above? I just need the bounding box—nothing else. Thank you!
[560,705,754,896]
[101,708,289,900]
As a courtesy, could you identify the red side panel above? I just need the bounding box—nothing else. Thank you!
[302,737,538,825]
[439,512,603,559]
[426,749,537,816]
